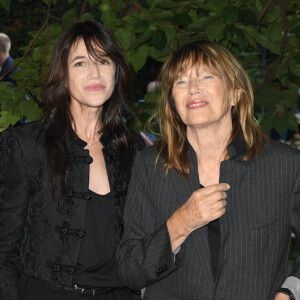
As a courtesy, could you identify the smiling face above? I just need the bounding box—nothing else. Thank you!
[67,38,116,110]
[172,64,234,132]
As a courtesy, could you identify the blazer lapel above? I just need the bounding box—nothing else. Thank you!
[171,145,214,283]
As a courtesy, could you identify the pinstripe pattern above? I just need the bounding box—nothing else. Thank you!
[118,136,300,300]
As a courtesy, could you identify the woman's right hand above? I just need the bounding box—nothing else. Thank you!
[167,183,229,252]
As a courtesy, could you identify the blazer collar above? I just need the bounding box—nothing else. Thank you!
[187,128,248,165]
[226,129,248,160]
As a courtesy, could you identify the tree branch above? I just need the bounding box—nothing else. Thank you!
[0,0,53,81]
[79,0,88,19]
[257,0,273,30]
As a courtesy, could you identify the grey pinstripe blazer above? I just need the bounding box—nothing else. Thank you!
[118,134,300,300]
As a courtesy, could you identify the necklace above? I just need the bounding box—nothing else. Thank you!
[86,140,100,147]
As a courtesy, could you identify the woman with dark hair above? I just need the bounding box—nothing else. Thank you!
[0,21,143,300]
[118,40,300,300]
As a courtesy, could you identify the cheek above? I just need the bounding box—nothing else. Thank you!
[172,89,181,107]
[68,71,82,86]
[107,69,116,88]
[173,95,186,117]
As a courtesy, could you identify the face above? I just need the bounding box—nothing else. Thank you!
[67,39,116,109]
[172,65,233,132]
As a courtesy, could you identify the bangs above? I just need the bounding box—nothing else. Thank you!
[167,44,227,85]
[82,36,111,62]
[70,34,114,64]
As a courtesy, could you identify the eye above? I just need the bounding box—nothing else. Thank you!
[74,61,85,67]
[203,75,214,80]
[175,80,186,85]
[97,58,111,65]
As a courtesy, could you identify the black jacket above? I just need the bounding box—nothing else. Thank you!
[0,120,144,300]
[118,135,300,300]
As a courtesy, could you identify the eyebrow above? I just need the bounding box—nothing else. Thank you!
[71,53,110,63]
[71,55,87,63]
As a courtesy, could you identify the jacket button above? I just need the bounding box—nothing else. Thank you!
[85,157,93,164]
[68,266,76,274]
[61,227,69,236]
[54,264,61,272]
[76,230,85,238]
[83,192,92,200]
[66,189,73,197]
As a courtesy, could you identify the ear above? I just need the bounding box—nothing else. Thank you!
[231,89,242,106]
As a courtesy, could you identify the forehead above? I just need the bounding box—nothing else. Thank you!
[179,64,213,76]
[68,38,106,60]
[174,59,219,79]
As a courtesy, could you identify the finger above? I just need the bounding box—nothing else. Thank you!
[210,207,226,221]
[207,191,228,203]
[202,183,230,195]
[209,199,227,214]
[215,199,227,210]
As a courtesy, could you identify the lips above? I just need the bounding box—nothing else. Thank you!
[84,84,105,91]
[186,100,208,109]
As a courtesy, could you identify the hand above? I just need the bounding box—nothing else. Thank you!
[180,183,229,232]
[167,183,229,251]
[274,292,290,300]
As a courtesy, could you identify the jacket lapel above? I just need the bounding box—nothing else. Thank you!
[171,145,214,283]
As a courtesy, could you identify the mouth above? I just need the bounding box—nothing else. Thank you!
[84,84,105,91]
[186,101,208,109]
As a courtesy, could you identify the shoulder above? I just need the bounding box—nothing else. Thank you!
[139,144,158,158]
[262,139,300,158]
[134,145,159,170]
[255,139,300,172]
[0,120,45,150]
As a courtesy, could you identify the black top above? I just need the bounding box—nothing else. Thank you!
[73,190,123,288]
[207,219,220,281]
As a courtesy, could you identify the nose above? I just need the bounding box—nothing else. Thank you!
[189,79,200,95]
[88,62,101,78]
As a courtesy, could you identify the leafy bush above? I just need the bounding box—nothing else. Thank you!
[0,0,299,134]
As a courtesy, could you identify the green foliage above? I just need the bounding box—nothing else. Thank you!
[0,0,11,12]
[0,0,299,135]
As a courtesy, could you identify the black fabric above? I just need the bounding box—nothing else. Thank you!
[73,191,122,288]
[20,275,140,300]
[207,219,220,281]
[0,120,144,300]
[118,133,300,299]
[199,183,221,282]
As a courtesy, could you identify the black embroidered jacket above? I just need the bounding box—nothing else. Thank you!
[0,121,144,300]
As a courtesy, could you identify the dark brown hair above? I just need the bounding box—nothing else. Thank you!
[156,40,266,177]
[42,21,134,208]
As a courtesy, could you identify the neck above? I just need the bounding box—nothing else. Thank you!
[70,101,103,144]
[187,123,232,165]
